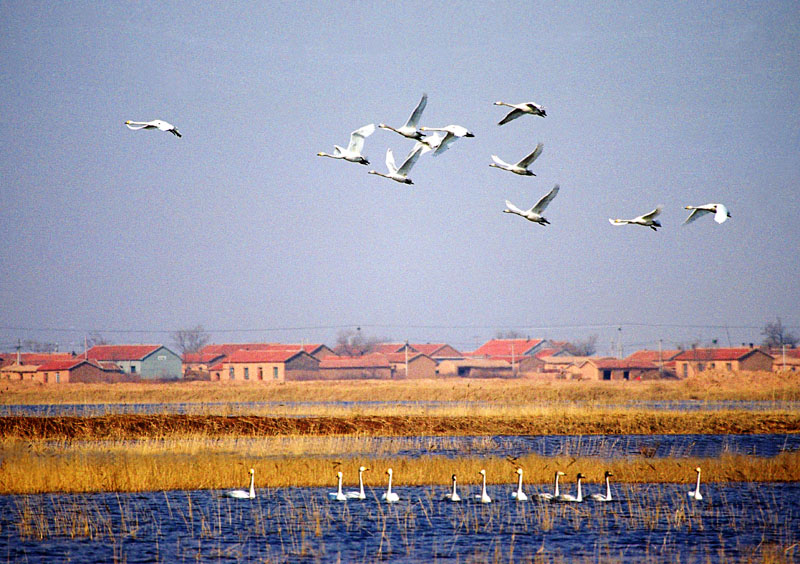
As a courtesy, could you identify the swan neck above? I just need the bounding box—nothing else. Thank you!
[249,473,255,497]
[576,478,583,502]
[517,474,524,494]
[605,476,611,500]
[554,474,561,496]
[694,472,702,494]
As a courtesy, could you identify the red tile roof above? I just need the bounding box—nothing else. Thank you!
[472,339,543,360]
[586,358,658,370]
[533,347,563,360]
[36,359,86,371]
[183,352,226,364]
[225,350,301,363]
[410,343,461,357]
[200,343,273,355]
[319,353,390,369]
[86,345,162,361]
[626,350,682,363]
[2,353,75,367]
[673,347,772,362]
[384,352,426,364]
[370,343,407,354]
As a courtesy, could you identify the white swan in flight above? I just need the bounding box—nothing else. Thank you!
[683,203,730,225]
[476,469,492,503]
[418,125,474,156]
[688,467,703,501]
[328,471,347,501]
[537,471,565,501]
[443,474,461,502]
[511,468,528,501]
[494,101,546,125]
[346,466,369,499]
[489,142,544,176]
[589,471,614,502]
[124,119,181,137]
[368,145,424,184]
[224,468,255,499]
[382,468,400,503]
[414,132,445,156]
[609,206,663,231]
[503,184,560,226]
[317,124,376,166]
[378,93,428,140]
[555,473,584,503]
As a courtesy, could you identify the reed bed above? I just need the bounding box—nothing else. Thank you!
[2,434,799,494]
[3,370,800,406]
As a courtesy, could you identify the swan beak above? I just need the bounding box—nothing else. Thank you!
[465,132,475,137]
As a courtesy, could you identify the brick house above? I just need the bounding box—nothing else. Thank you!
[318,353,394,380]
[86,345,182,380]
[36,359,127,384]
[211,350,320,382]
[673,348,774,378]
[384,352,438,379]
[571,358,663,381]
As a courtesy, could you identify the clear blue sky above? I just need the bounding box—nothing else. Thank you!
[1,1,798,355]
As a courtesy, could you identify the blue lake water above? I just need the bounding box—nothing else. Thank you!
[2,399,799,417]
[1,483,797,563]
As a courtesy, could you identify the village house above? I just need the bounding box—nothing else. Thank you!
[436,358,513,378]
[1,352,83,381]
[519,353,590,377]
[570,358,663,381]
[318,353,394,380]
[86,345,183,380]
[384,352,438,379]
[210,349,320,382]
[36,358,127,384]
[672,347,774,378]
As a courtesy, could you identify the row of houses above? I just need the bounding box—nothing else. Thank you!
[1,339,795,384]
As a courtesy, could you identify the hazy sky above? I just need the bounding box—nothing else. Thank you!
[1,1,798,355]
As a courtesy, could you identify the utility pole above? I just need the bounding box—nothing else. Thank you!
[659,338,664,378]
[405,340,409,378]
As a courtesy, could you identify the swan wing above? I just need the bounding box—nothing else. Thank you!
[404,93,428,128]
[517,142,544,167]
[125,122,152,131]
[491,155,510,167]
[347,123,376,153]
[498,108,525,125]
[504,200,526,215]
[714,203,729,223]
[432,132,457,156]
[683,208,709,224]
[639,206,662,222]
[397,144,423,174]
[531,184,559,214]
[385,148,397,174]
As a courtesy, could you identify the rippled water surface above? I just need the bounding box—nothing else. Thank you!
[1,483,797,563]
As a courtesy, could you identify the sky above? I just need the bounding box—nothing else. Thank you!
[1,1,799,356]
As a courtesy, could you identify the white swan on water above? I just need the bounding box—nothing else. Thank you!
[537,471,565,501]
[378,93,428,141]
[443,474,461,502]
[489,142,544,176]
[124,119,181,137]
[688,467,703,501]
[589,471,614,502]
[329,471,347,501]
[317,124,376,166]
[511,467,528,501]
[476,469,492,503]
[555,473,584,503]
[224,468,255,499]
[382,468,400,503]
[346,466,369,499]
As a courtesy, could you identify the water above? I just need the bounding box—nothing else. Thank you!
[2,399,799,417]
[2,483,797,563]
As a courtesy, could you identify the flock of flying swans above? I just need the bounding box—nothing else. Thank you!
[224,466,704,504]
[124,96,730,228]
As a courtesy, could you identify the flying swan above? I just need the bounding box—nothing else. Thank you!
[588,471,614,502]
[224,468,255,499]
[443,474,461,502]
[503,184,560,225]
[378,93,428,141]
[476,469,492,504]
[537,471,566,501]
[494,100,547,125]
[688,467,703,501]
[124,119,181,137]
[489,142,544,176]
[346,466,369,500]
[368,145,424,184]
[382,468,400,503]
[511,467,528,501]
[683,203,730,225]
[609,206,663,231]
[317,124,376,165]
[417,125,474,156]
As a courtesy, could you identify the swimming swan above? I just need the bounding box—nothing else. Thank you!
[683,203,730,225]
[382,468,400,503]
[537,471,566,501]
[555,473,584,503]
[329,471,347,501]
[317,123,376,165]
[346,466,369,499]
[443,474,461,502]
[688,467,703,501]
[489,142,544,176]
[494,101,546,125]
[609,206,663,231]
[589,471,614,502]
[511,467,528,501]
[224,468,255,499]
[418,125,474,156]
[476,469,492,503]
[378,93,428,141]
[124,119,181,137]
[503,184,560,225]
[368,145,424,184]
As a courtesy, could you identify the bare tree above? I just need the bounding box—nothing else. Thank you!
[173,325,211,357]
[85,333,111,347]
[761,318,798,348]
[494,329,526,339]
[334,327,387,356]
[563,335,598,356]
[22,339,59,353]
